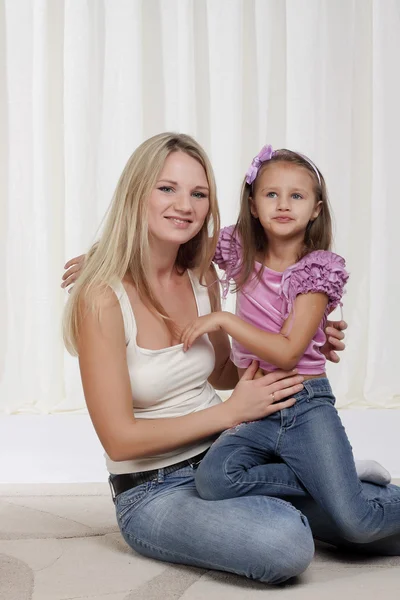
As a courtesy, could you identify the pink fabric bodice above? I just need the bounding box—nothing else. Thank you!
[214,225,349,375]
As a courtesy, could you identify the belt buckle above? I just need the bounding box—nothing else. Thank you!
[108,477,116,502]
[188,452,204,468]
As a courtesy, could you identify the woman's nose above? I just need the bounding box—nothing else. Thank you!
[173,193,192,212]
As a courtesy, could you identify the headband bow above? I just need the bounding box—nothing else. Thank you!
[245,144,274,185]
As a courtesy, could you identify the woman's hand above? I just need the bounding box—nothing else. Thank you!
[61,255,85,290]
[321,320,347,363]
[224,361,304,427]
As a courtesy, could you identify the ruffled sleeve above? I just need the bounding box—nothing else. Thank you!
[213,225,243,298]
[280,250,349,319]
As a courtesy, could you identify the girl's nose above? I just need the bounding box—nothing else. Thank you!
[276,195,290,210]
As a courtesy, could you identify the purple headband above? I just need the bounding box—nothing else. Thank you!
[245,144,321,186]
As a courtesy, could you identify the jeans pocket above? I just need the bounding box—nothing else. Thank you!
[310,390,336,406]
[115,483,151,523]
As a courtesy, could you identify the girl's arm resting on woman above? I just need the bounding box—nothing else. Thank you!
[182,292,328,371]
[62,257,346,367]
[77,288,304,462]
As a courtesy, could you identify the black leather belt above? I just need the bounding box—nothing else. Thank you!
[109,449,208,500]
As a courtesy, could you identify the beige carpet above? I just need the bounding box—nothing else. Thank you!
[0,483,399,600]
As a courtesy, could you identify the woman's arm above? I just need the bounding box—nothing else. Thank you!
[182,292,328,371]
[77,286,304,462]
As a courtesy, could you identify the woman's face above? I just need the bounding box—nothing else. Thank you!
[147,151,210,248]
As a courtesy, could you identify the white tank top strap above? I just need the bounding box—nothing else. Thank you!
[187,269,211,316]
[108,279,136,345]
[109,270,210,346]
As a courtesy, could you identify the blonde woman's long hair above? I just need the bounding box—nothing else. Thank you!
[63,132,220,355]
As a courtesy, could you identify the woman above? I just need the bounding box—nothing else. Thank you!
[62,132,375,585]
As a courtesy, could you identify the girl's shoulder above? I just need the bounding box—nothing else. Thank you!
[292,249,346,272]
[213,225,243,298]
[280,250,349,315]
[214,225,242,267]
[218,224,241,246]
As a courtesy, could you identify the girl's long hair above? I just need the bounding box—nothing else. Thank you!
[234,149,332,291]
[63,132,220,355]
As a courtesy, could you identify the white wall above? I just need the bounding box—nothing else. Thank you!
[1,413,399,483]
[2,1,400,415]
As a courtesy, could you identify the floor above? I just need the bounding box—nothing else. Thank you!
[1,483,399,600]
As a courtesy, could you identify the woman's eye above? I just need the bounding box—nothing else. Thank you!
[192,191,207,199]
[159,186,173,193]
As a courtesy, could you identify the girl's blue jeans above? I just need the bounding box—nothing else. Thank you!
[195,377,400,545]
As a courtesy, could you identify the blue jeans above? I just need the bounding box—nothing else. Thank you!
[113,465,314,584]
[195,378,400,545]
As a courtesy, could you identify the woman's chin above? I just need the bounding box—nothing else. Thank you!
[149,228,200,247]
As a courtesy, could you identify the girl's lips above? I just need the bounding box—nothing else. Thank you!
[274,217,293,222]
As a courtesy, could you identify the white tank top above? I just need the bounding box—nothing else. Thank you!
[106,270,222,474]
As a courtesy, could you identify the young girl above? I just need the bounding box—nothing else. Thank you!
[181,145,400,544]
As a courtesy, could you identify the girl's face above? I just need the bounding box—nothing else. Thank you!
[147,151,210,248]
[250,162,322,243]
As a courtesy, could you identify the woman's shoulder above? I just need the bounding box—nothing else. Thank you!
[76,280,120,310]
[74,281,128,351]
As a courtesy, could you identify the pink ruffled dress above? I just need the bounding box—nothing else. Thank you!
[214,225,349,375]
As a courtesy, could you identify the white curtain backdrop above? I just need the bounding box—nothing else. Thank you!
[1,0,400,413]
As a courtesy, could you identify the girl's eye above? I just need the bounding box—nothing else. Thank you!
[292,193,303,200]
[159,186,174,193]
[266,192,277,198]
[192,191,207,199]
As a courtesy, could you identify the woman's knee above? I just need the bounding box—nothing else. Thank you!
[241,503,315,584]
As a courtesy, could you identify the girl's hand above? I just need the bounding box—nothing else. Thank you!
[321,320,347,363]
[181,312,229,351]
[61,255,85,290]
[225,361,304,426]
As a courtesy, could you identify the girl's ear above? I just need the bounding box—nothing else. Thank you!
[311,200,323,221]
[249,197,258,219]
